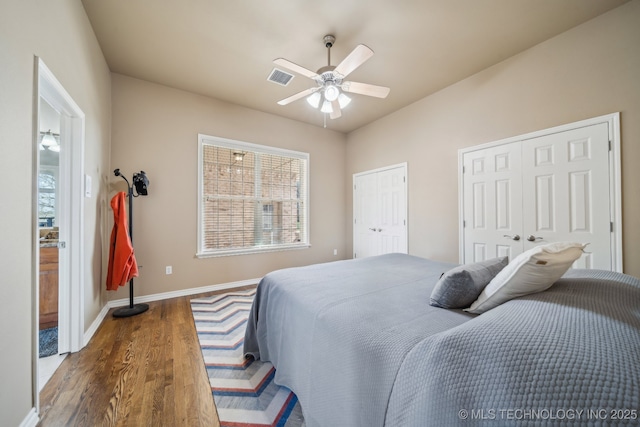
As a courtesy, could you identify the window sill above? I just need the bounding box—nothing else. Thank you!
[196,243,311,259]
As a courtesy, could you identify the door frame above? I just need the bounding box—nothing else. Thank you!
[457,112,622,271]
[353,162,408,258]
[33,58,85,403]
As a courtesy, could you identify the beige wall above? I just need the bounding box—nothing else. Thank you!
[109,74,347,300]
[346,0,640,278]
[0,0,111,424]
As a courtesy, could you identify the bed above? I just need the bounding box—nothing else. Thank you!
[243,253,640,426]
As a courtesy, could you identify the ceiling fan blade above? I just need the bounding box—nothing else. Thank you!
[274,58,319,79]
[330,100,342,119]
[333,44,374,78]
[277,87,320,106]
[341,81,390,98]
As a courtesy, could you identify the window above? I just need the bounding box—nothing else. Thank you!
[262,204,274,231]
[197,134,309,257]
[38,169,57,227]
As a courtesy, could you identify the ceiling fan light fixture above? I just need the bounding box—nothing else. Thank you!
[274,35,390,121]
[338,93,351,109]
[324,84,340,102]
[306,91,321,108]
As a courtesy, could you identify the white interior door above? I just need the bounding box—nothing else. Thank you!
[377,167,407,254]
[353,164,407,258]
[463,142,523,262]
[460,115,620,271]
[354,172,379,259]
[522,123,611,269]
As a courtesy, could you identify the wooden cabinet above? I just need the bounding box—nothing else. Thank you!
[39,246,59,330]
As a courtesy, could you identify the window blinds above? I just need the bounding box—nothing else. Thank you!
[198,135,309,256]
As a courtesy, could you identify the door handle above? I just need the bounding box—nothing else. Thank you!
[369,228,376,231]
[503,234,520,241]
[377,228,382,232]
[527,235,543,242]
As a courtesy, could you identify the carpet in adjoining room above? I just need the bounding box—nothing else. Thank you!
[39,326,58,358]
[191,289,305,427]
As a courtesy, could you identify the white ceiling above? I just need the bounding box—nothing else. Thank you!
[81,0,628,133]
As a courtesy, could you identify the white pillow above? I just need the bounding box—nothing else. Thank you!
[465,242,587,314]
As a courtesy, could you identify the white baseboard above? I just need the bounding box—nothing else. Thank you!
[83,303,111,347]
[20,408,39,427]
[106,278,260,309]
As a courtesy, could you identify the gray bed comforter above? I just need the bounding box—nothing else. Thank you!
[244,254,640,426]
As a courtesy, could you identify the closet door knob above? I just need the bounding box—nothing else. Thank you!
[527,235,543,242]
[503,234,520,241]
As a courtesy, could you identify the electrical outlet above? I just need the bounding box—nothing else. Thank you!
[333,249,338,256]
[165,266,172,275]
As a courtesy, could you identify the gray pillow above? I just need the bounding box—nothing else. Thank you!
[429,257,508,309]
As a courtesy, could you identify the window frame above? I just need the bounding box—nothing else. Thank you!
[197,133,310,258]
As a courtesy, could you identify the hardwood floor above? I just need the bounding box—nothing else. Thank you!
[38,287,253,426]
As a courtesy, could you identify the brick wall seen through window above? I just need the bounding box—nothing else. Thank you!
[197,135,309,257]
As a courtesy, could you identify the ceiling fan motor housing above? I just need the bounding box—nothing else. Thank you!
[317,67,342,83]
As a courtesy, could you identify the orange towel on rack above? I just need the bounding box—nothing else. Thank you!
[106,191,139,291]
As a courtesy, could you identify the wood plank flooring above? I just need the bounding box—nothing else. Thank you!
[38,286,254,426]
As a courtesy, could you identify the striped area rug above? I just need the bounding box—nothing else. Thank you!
[191,289,305,427]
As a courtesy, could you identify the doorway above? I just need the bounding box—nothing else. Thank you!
[34,58,85,397]
[37,99,64,387]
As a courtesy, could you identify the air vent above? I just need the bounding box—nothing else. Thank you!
[267,68,294,86]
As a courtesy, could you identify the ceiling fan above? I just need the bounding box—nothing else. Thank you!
[275,35,390,120]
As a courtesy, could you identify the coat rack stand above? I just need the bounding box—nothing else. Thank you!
[113,169,149,318]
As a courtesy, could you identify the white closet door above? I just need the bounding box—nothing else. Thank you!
[353,164,407,258]
[378,167,407,254]
[354,172,379,259]
[463,142,523,262]
[522,123,611,269]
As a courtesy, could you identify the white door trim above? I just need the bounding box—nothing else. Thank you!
[33,58,85,405]
[354,162,408,177]
[457,113,622,271]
